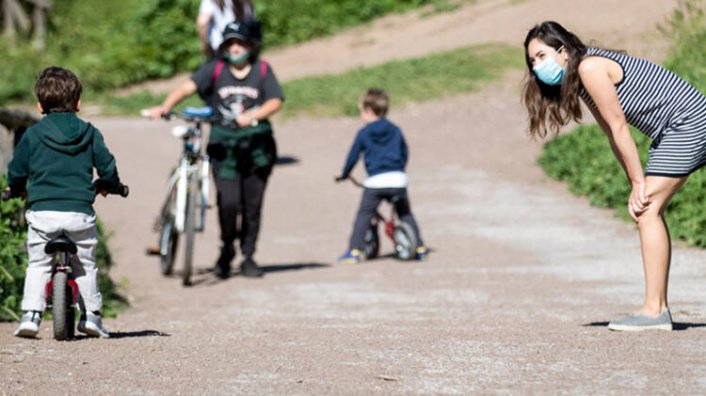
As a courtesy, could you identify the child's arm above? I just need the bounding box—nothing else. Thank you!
[340,134,364,179]
[147,80,198,119]
[401,133,409,167]
[92,128,121,193]
[236,97,283,128]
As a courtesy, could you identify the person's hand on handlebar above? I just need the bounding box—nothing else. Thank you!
[143,105,171,120]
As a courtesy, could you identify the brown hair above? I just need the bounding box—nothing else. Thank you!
[522,21,587,139]
[361,88,389,117]
[35,66,82,114]
[215,0,254,20]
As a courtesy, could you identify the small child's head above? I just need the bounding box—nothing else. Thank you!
[359,88,389,123]
[35,66,82,114]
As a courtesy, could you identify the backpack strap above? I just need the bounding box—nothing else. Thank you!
[260,60,268,80]
[211,59,226,88]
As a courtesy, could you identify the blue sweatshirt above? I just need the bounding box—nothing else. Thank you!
[341,118,408,178]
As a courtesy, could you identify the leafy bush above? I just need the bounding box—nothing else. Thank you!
[538,0,706,247]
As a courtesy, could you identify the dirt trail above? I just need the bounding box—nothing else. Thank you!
[4,0,706,394]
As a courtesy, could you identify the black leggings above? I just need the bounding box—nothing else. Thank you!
[213,166,269,258]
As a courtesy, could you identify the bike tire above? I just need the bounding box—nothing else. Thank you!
[159,217,179,276]
[182,174,198,286]
[363,221,380,259]
[52,272,72,340]
[393,222,418,261]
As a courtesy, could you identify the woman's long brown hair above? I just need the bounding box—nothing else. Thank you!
[214,0,254,20]
[522,21,587,139]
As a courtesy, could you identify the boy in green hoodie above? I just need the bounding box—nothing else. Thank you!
[7,66,122,338]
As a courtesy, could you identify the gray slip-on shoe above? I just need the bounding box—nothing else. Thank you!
[608,308,673,331]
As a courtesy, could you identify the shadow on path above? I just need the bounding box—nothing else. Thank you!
[184,262,331,287]
[583,321,706,331]
[107,330,171,339]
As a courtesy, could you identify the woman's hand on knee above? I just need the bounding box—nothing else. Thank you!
[628,182,651,221]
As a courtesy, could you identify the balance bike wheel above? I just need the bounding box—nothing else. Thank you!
[363,223,380,259]
[52,272,74,340]
[393,222,417,261]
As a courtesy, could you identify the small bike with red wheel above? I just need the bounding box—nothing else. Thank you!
[336,176,417,261]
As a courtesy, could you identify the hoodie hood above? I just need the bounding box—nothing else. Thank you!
[39,112,94,155]
[367,118,395,145]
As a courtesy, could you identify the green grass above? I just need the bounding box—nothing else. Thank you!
[96,43,523,117]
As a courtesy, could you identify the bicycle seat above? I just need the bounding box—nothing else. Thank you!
[183,107,214,118]
[45,236,77,255]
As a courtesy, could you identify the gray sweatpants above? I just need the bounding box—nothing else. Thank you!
[22,210,102,312]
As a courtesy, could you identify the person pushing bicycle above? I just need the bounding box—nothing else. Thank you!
[148,19,284,279]
[335,88,427,264]
[7,66,124,338]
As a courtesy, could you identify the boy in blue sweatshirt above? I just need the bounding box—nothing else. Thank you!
[7,66,122,338]
[336,88,427,264]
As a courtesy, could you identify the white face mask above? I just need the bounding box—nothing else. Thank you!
[533,48,566,86]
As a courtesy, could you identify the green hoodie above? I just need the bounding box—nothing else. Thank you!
[8,112,120,215]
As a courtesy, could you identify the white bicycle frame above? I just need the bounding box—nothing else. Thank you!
[165,126,211,233]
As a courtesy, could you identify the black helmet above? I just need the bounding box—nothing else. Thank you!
[220,19,262,49]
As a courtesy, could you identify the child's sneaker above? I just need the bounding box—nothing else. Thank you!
[78,311,110,338]
[337,249,362,264]
[13,311,42,338]
[416,246,429,261]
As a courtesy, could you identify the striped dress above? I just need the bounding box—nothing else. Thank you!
[580,48,706,177]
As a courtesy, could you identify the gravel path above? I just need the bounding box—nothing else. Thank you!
[4,0,706,394]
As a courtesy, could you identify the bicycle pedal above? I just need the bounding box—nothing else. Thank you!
[145,246,161,256]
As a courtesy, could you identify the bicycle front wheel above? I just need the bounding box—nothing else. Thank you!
[393,222,418,261]
[182,173,198,286]
[52,272,74,340]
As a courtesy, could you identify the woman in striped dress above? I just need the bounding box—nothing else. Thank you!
[522,21,706,331]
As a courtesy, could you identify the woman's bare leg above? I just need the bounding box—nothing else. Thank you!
[636,175,687,316]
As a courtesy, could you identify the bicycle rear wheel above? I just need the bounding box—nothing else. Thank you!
[182,173,198,286]
[159,217,179,276]
[363,221,379,259]
[393,222,417,261]
[52,272,74,340]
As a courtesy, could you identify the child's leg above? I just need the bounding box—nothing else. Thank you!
[240,171,269,258]
[22,212,58,312]
[67,220,100,313]
[214,175,242,251]
[349,188,383,251]
[637,175,687,316]
[393,188,424,247]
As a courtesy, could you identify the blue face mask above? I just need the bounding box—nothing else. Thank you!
[225,50,250,65]
[533,51,566,86]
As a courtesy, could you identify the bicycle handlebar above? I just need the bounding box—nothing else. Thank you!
[2,183,128,202]
[335,175,364,188]
[94,181,130,197]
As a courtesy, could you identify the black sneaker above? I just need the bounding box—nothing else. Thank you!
[214,245,235,279]
[240,257,264,278]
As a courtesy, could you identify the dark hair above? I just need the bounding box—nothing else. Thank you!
[214,0,254,19]
[35,66,82,114]
[522,21,587,139]
[361,88,389,117]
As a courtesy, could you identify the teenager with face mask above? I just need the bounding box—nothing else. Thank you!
[523,21,706,332]
[149,19,284,279]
